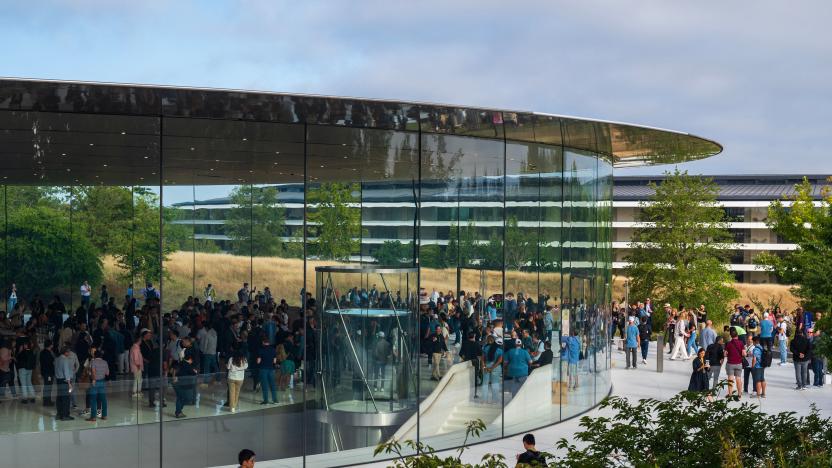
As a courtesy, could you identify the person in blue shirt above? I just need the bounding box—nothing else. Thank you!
[480,335,504,403]
[759,313,774,351]
[751,336,766,397]
[625,316,640,369]
[563,331,581,390]
[503,338,532,395]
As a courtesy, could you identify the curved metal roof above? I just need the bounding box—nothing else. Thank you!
[0,78,722,185]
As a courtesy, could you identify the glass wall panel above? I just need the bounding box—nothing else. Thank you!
[561,149,598,419]
[418,133,504,450]
[0,109,161,466]
[305,125,420,466]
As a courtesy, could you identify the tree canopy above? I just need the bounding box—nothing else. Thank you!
[757,177,832,360]
[226,185,286,257]
[307,182,362,260]
[624,169,738,324]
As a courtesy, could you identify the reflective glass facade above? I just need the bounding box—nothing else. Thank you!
[0,80,720,468]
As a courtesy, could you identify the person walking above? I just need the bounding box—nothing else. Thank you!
[625,317,639,369]
[790,331,811,390]
[701,320,717,351]
[227,350,248,413]
[670,310,690,360]
[759,312,775,351]
[706,336,725,392]
[428,325,447,381]
[16,339,36,404]
[7,283,17,314]
[516,433,545,466]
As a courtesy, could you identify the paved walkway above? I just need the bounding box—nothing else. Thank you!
[363,340,831,466]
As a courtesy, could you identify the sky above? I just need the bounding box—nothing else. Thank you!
[1,0,830,176]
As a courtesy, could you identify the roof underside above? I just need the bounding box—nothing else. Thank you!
[0,79,722,185]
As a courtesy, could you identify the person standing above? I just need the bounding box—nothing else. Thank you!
[790,331,811,390]
[516,433,545,466]
[80,281,92,309]
[16,339,36,403]
[129,335,144,396]
[688,348,710,396]
[54,346,75,420]
[564,330,581,390]
[724,328,745,398]
[742,335,755,395]
[759,312,775,352]
[227,350,248,413]
[256,337,277,404]
[237,449,256,468]
[86,349,110,421]
[199,323,219,384]
[7,283,17,315]
[777,315,789,366]
[480,335,503,403]
[504,338,532,395]
[809,329,825,388]
[173,353,197,418]
[706,336,725,391]
[751,336,766,398]
[428,325,447,381]
[40,339,56,406]
[625,317,639,369]
[701,320,717,351]
[637,316,651,365]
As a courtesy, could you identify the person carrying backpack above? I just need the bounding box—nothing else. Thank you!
[751,336,767,398]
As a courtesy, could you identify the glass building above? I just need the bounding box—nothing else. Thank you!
[0,79,720,468]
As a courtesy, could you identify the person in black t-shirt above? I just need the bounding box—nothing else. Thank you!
[706,336,725,391]
[531,341,553,370]
[516,433,546,466]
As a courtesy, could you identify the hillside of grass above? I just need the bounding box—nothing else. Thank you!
[102,252,798,313]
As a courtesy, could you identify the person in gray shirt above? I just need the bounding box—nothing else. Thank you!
[701,320,718,351]
[54,347,75,420]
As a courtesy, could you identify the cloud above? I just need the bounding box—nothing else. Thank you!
[0,0,830,175]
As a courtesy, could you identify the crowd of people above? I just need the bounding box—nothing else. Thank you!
[612,299,828,399]
[0,280,316,422]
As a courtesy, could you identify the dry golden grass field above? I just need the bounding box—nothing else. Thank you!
[103,252,798,312]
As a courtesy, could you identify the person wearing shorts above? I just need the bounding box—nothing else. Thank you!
[751,336,766,397]
[724,328,745,398]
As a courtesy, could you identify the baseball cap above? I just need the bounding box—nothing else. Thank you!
[663,303,671,308]
[628,316,635,322]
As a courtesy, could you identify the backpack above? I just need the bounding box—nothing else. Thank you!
[748,317,758,329]
[761,346,773,368]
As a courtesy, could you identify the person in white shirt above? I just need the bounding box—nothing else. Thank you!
[226,351,248,413]
[777,316,789,365]
[80,281,91,308]
[670,310,690,360]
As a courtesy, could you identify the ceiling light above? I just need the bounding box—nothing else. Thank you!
[215,159,220,162]
[209,168,214,171]
[242,138,247,141]
[121,131,126,135]
[103,164,108,167]
[151,172,156,175]
[89,143,94,146]
[343,156,348,159]
[61,153,66,156]
[320,165,325,168]
[275,151,280,154]
[66,169,71,172]
[341,143,346,146]
[143,156,149,159]
[190,147,195,151]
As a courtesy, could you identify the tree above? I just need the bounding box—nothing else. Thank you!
[2,205,102,298]
[308,182,361,260]
[555,391,832,467]
[374,240,412,266]
[226,185,286,257]
[505,216,537,271]
[624,169,738,326]
[757,177,832,360]
[447,222,479,268]
[419,244,448,269]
